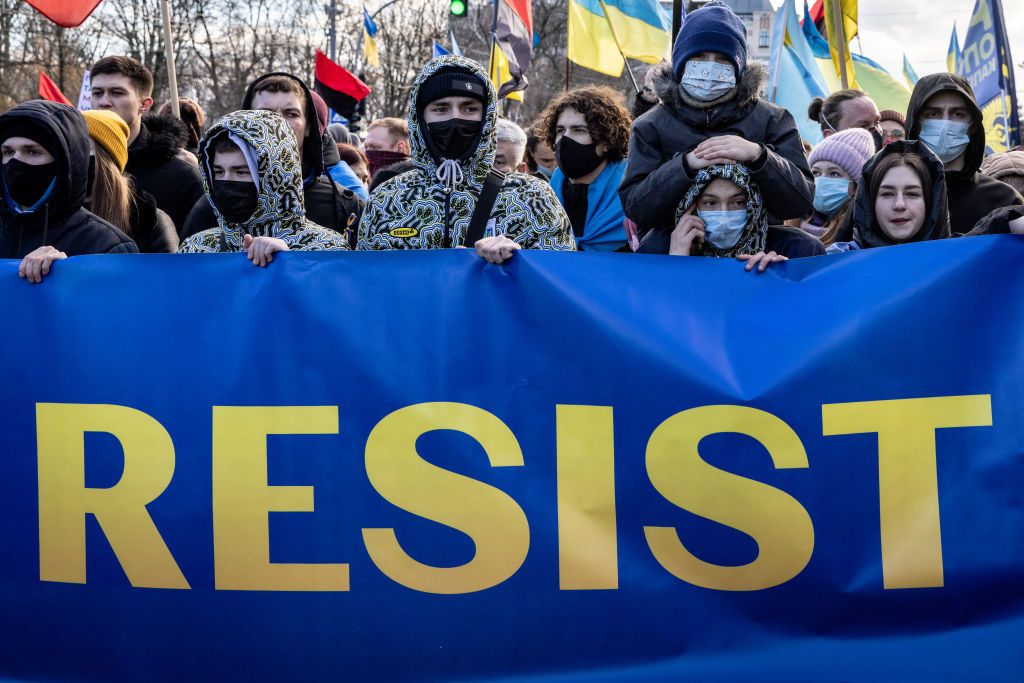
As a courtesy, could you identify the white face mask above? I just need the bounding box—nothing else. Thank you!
[698,209,748,249]
[680,60,736,102]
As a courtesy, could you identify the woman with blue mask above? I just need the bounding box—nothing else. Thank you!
[802,128,875,246]
[619,0,814,239]
[635,164,824,270]
[905,73,1023,234]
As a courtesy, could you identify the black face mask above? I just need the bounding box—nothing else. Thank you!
[426,118,482,160]
[3,159,56,208]
[211,180,259,224]
[870,126,885,152]
[555,136,604,180]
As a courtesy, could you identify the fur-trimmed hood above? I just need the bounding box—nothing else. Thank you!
[653,60,767,119]
[130,113,190,164]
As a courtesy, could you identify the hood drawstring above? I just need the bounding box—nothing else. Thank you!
[435,158,464,192]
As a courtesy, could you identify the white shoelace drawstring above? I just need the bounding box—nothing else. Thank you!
[435,158,464,191]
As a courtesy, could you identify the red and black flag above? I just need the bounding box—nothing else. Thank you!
[313,51,371,121]
[493,0,533,97]
[38,71,71,105]
[23,0,104,27]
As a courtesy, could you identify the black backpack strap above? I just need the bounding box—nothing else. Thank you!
[459,169,506,247]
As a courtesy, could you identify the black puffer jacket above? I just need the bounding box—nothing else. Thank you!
[129,189,178,253]
[849,140,950,249]
[905,73,1023,234]
[127,113,204,232]
[619,62,814,235]
[0,100,137,258]
[180,71,363,244]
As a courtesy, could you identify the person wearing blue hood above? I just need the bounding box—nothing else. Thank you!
[619,0,814,237]
[0,101,137,283]
[536,85,632,251]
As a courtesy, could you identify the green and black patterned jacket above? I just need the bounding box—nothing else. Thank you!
[357,56,575,251]
[179,110,349,253]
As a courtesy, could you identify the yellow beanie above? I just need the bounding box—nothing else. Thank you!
[82,110,130,172]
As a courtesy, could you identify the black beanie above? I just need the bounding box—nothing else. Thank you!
[417,68,487,111]
[0,119,58,158]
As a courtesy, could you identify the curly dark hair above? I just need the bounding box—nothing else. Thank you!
[536,86,632,161]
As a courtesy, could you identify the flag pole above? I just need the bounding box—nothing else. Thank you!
[596,0,639,93]
[160,0,180,118]
[829,0,849,89]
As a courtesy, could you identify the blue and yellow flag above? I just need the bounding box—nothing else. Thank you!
[947,25,961,73]
[568,0,670,77]
[768,0,828,143]
[957,0,1020,152]
[363,6,379,69]
[902,54,919,88]
[802,6,908,114]
[821,0,858,88]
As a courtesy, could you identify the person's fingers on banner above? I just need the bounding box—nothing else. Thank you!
[475,235,520,264]
[739,251,788,273]
[18,246,67,284]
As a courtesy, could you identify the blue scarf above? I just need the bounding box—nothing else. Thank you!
[551,160,627,251]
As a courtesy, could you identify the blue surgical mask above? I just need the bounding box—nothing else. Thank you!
[813,176,852,216]
[698,209,747,249]
[918,119,971,164]
[680,60,736,102]
[536,164,554,180]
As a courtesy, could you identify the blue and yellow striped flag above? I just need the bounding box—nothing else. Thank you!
[363,6,380,69]
[568,0,670,77]
[902,54,919,88]
[946,24,961,73]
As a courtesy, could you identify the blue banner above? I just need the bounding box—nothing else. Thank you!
[958,0,1020,152]
[2,237,1024,681]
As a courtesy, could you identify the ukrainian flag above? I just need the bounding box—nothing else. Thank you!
[947,25,961,73]
[363,6,380,69]
[902,54,919,88]
[568,0,669,77]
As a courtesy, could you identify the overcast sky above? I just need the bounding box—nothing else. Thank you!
[769,0,1024,95]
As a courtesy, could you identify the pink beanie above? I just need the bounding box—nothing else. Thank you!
[808,128,875,180]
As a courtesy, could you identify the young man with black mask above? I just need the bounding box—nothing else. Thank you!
[357,55,574,262]
[536,85,632,251]
[1,101,137,283]
[177,110,348,259]
[180,72,363,247]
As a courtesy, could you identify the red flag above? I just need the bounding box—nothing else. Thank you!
[23,0,104,28]
[313,51,371,120]
[38,71,72,105]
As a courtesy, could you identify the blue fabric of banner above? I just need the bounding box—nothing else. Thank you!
[1,237,1023,681]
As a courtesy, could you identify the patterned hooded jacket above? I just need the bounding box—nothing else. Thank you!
[178,110,349,253]
[357,55,574,250]
[673,164,767,257]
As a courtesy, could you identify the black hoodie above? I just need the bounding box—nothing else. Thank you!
[126,112,204,232]
[848,140,950,249]
[905,73,1023,234]
[0,100,137,259]
[180,72,362,245]
[619,61,814,236]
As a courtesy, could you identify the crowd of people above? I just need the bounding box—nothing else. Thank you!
[3,0,1023,283]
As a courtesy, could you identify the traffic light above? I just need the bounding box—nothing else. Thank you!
[450,0,467,17]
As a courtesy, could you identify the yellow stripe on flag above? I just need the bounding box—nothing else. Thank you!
[363,30,379,68]
[603,4,669,64]
[489,43,523,102]
[822,0,858,88]
[567,0,624,77]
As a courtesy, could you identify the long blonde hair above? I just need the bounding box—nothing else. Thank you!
[89,141,135,236]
